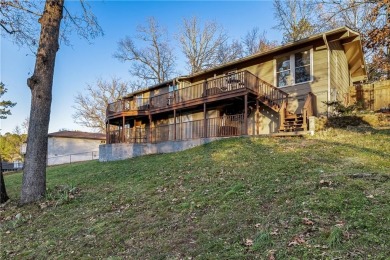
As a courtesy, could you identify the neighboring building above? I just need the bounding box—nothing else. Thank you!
[47,131,105,165]
[105,27,367,144]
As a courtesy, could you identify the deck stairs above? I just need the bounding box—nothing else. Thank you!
[254,78,313,133]
[280,113,305,132]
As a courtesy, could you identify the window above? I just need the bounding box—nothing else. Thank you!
[135,94,143,108]
[294,51,311,83]
[168,85,177,92]
[276,49,312,87]
[276,56,291,87]
[168,85,177,105]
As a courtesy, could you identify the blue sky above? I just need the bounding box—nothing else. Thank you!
[0,0,281,134]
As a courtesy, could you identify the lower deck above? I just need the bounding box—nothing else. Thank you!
[107,96,282,144]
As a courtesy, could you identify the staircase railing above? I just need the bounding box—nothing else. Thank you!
[278,101,288,131]
[302,92,314,130]
[257,79,289,110]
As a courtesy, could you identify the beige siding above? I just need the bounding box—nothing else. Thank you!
[329,41,350,105]
[256,105,279,134]
[246,42,330,115]
[246,59,274,84]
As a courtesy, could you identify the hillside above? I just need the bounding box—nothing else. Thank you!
[1,128,389,259]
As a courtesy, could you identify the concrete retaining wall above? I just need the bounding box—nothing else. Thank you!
[99,137,225,162]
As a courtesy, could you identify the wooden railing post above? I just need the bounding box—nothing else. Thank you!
[174,109,177,140]
[203,103,207,138]
[149,114,152,143]
[302,108,308,130]
[279,102,287,132]
[122,116,125,143]
[106,121,109,144]
[244,94,248,135]
[256,99,259,135]
[300,92,314,131]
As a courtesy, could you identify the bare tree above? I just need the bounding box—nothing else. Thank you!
[216,39,244,65]
[1,1,102,204]
[315,0,389,80]
[243,27,279,55]
[178,16,229,74]
[114,17,176,86]
[273,0,318,43]
[73,77,129,133]
[21,117,30,135]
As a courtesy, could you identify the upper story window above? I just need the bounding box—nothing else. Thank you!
[276,49,312,88]
[135,94,144,108]
[168,85,178,92]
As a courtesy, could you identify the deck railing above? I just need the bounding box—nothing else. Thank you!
[107,98,150,114]
[107,71,262,115]
[108,114,245,144]
[302,92,314,130]
[257,79,289,110]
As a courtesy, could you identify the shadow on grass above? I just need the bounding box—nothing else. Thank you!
[326,116,390,136]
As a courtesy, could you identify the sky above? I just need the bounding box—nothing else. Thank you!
[0,0,282,134]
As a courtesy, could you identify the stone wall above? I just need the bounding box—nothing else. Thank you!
[99,137,225,162]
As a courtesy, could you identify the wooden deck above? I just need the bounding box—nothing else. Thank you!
[106,70,288,121]
[104,70,308,144]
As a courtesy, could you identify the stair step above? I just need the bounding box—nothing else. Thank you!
[285,114,303,119]
[284,121,304,124]
[284,120,303,124]
[285,118,304,122]
[284,124,303,127]
[280,127,304,132]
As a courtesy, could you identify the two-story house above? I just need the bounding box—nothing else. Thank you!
[105,27,366,145]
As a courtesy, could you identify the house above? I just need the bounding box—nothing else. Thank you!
[47,131,105,165]
[105,27,366,145]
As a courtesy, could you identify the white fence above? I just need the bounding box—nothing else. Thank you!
[47,151,99,166]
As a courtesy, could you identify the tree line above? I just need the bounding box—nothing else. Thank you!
[0,0,388,204]
[73,16,278,133]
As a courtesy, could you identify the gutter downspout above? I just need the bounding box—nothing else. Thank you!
[323,33,331,117]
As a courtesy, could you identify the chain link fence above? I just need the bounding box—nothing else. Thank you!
[47,151,99,166]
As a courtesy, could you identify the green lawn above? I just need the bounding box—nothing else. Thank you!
[1,128,389,259]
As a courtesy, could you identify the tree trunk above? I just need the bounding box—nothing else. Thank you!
[20,0,64,204]
[0,156,9,203]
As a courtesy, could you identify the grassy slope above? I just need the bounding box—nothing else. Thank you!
[1,128,389,259]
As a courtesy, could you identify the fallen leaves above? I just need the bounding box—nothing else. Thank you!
[270,229,279,236]
[319,179,332,188]
[267,249,276,260]
[302,217,314,226]
[288,234,306,247]
[244,238,253,247]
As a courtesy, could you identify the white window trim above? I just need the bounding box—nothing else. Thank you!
[135,93,144,107]
[274,48,314,88]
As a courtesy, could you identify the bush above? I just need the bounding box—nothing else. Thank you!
[322,101,363,116]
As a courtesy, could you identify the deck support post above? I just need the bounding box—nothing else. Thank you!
[134,119,137,143]
[203,103,207,138]
[106,120,110,144]
[244,94,248,135]
[174,109,177,140]
[122,116,125,143]
[256,99,259,135]
[148,113,152,143]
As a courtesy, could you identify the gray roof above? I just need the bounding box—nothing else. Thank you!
[48,131,106,140]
